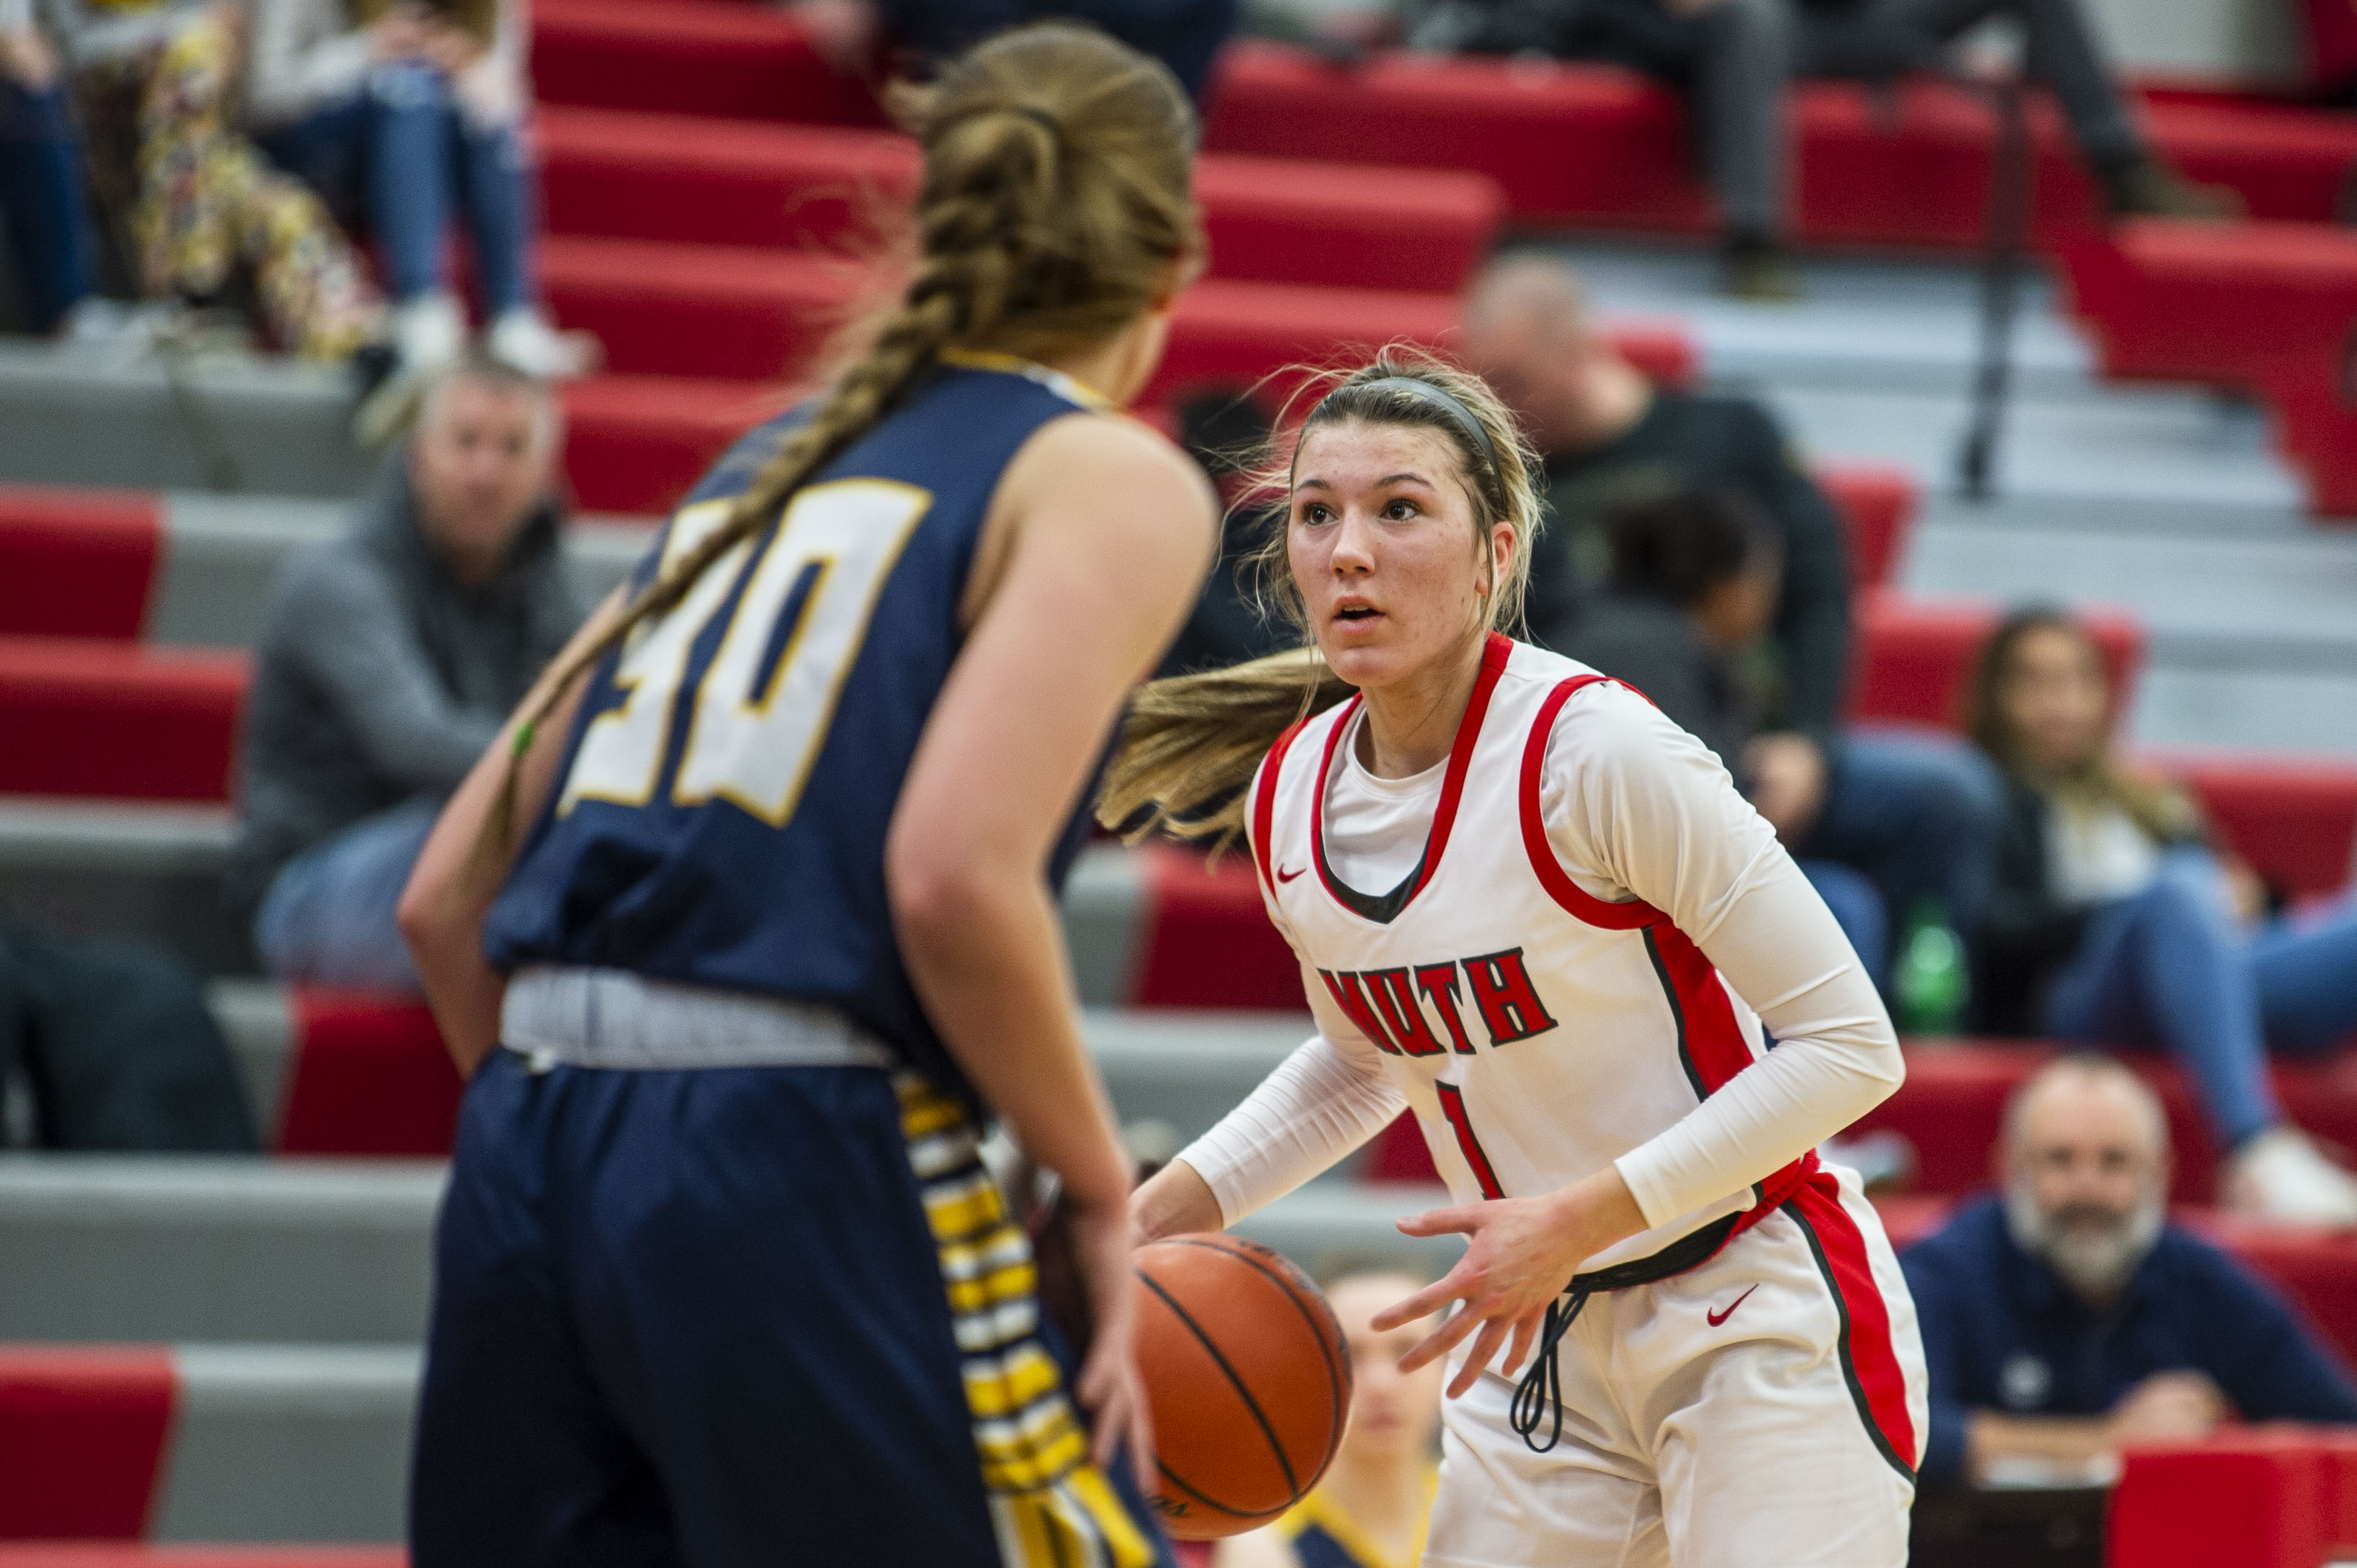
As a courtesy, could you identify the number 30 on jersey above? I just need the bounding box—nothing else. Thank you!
[558,480,931,826]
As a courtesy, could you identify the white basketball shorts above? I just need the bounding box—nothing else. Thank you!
[1425,1165,1927,1568]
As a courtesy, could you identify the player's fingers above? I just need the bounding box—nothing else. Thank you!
[1368,1269,1472,1332]
[1397,1297,1486,1374]
[1394,1203,1483,1239]
[1499,1310,1540,1379]
[1448,1316,1509,1400]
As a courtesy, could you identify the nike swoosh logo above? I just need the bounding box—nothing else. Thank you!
[1276,865,1306,883]
[1707,1284,1759,1327]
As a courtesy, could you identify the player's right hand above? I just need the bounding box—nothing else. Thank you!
[1066,1192,1157,1494]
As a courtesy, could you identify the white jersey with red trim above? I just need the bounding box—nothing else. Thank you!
[1246,634,1812,1274]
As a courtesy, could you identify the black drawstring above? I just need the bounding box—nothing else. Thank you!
[1508,1288,1591,1454]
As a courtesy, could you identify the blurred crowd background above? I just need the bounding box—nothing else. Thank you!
[3,0,2357,1564]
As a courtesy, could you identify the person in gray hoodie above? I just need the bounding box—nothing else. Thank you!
[229,352,582,990]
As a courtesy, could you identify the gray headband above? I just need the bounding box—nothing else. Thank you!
[1313,374,1499,478]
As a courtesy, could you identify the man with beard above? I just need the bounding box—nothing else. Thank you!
[1900,1054,2357,1490]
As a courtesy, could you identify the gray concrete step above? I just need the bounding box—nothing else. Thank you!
[146,492,652,649]
[152,1344,418,1544]
[0,1145,1440,1348]
[0,816,1178,995]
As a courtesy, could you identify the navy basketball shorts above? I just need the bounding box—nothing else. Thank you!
[409,1050,1172,1568]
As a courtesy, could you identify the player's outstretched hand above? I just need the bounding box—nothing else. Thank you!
[1066,1193,1157,1493]
[1374,1166,1647,1399]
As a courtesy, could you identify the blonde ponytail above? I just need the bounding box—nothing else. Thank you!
[470,22,1199,883]
[1100,348,1543,851]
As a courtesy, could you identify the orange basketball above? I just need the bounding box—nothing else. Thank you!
[1134,1233,1353,1540]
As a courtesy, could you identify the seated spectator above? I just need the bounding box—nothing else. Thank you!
[1901,1054,2357,1491]
[1463,254,2002,991]
[1,0,102,335]
[43,0,382,358]
[1967,608,2357,1222]
[792,0,1237,102]
[1410,0,1796,298]
[0,924,257,1150]
[1417,0,2228,298]
[245,0,598,434]
[1216,1267,1442,1568]
[1795,0,2232,223]
[227,353,582,991]
[1564,489,1890,976]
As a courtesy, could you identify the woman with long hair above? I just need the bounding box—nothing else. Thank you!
[1116,351,1924,1566]
[392,24,1214,1565]
[1965,608,2357,1224]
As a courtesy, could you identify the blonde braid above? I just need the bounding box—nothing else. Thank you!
[468,21,1199,884]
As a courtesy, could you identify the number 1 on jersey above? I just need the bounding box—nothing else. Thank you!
[1435,1081,1506,1201]
[560,480,931,824]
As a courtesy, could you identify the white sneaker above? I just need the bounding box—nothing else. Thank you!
[394,291,467,377]
[2222,1127,2357,1227]
[485,307,601,381]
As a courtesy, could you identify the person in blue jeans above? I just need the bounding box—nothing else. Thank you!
[0,4,100,335]
[228,355,583,991]
[1967,607,2357,1224]
[243,0,593,436]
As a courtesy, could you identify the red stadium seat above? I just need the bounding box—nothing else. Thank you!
[537,106,1509,295]
[273,991,462,1158]
[2060,220,2357,389]
[0,1554,403,1567]
[0,1346,175,1540]
[0,485,161,641]
[560,374,793,518]
[0,638,246,802]
[1818,464,1918,589]
[531,0,886,127]
[2160,753,2357,901]
[1846,591,2145,729]
[2110,1430,2357,1568]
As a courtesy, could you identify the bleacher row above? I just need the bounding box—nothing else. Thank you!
[9,0,2357,1560]
[524,0,2357,523]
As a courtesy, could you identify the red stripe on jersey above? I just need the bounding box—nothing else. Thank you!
[1649,918,1820,1234]
[1785,1171,1920,1481]
[1407,631,1514,903]
[1646,924,1757,1094]
[1434,1081,1505,1199]
[1310,632,1512,921]
[1251,714,1314,898]
[1517,675,1666,930]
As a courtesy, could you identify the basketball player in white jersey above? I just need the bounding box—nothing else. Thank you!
[1110,353,1927,1567]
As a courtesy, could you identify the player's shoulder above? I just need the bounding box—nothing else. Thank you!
[1013,402,1208,495]
[1502,640,1678,743]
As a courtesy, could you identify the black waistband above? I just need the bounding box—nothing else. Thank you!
[1567,1209,1741,1295]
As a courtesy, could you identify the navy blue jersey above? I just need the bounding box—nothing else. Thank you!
[482,353,1113,1104]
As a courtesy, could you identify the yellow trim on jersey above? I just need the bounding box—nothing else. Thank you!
[936,346,1117,413]
[895,1074,1154,1568]
[1276,1466,1440,1568]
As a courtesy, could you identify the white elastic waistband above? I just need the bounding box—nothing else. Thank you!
[500,966,896,1073]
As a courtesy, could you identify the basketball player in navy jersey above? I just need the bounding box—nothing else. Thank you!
[392,25,1214,1567]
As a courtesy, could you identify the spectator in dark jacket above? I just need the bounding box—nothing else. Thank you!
[1965,608,2357,1224]
[1902,1054,2357,1490]
[1564,488,1888,974]
[228,354,582,991]
[1463,254,2001,987]
[1157,387,1290,678]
